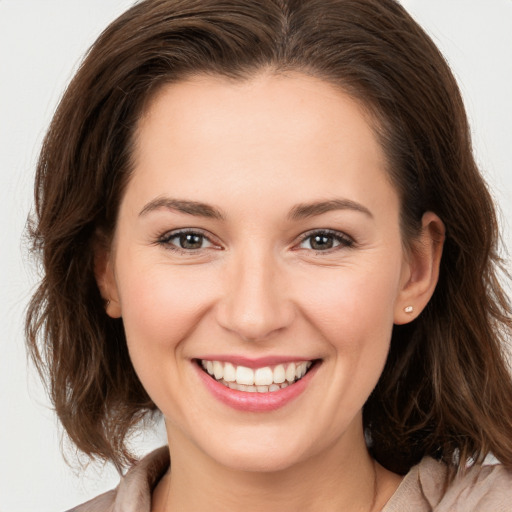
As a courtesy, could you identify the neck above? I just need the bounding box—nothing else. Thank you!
[153,419,400,512]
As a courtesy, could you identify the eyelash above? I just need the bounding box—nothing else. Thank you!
[156,228,354,254]
[296,229,355,253]
[157,229,218,254]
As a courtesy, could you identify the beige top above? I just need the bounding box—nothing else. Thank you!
[67,446,512,512]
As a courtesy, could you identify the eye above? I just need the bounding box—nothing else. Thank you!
[297,230,354,251]
[158,229,217,252]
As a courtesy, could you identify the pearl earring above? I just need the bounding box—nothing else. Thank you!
[404,305,414,314]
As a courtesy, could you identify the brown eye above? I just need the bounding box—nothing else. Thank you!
[310,234,334,250]
[159,230,215,251]
[179,233,204,249]
[298,230,354,251]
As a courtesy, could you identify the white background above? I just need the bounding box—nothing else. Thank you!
[1,1,511,510]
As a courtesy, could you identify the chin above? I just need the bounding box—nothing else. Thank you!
[212,446,306,474]
[192,427,317,474]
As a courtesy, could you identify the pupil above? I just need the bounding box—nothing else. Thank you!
[180,233,202,249]
[311,234,333,250]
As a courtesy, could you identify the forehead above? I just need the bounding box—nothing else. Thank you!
[139,72,380,140]
[127,72,395,216]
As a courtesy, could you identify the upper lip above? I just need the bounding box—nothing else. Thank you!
[194,355,318,368]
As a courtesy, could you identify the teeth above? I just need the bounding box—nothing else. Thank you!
[285,363,296,382]
[223,381,288,393]
[295,362,308,379]
[213,361,223,380]
[201,359,313,392]
[273,364,286,384]
[254,367,273,386]
[224,362,236,382]
[236,366,254,385]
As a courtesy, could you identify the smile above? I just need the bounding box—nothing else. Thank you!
[200,360,313,393]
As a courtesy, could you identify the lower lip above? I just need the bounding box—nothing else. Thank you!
[194,361,319,412]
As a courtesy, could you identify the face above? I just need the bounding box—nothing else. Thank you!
[99,72,436,473]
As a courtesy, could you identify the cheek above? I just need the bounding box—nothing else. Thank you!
[292,259,402,407]
[296,263,401,341]
[116,262,217,352]
[114,262,221,413]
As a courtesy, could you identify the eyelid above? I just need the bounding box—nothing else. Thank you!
[154,227,354,254]
[294,228,355,251]
[156,228,222,253]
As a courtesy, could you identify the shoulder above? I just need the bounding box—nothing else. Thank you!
[65,489,117,512]
[431,459,512,512]
[65,446,170,512]
[386,456,512,512]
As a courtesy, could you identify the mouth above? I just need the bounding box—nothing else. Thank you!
[196,359,316,393]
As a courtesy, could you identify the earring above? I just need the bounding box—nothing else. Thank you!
[105,299,111,308]
[404,305,414,314]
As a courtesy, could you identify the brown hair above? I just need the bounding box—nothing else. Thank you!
[26,0,512,474]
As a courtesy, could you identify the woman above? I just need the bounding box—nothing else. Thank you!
[26,0,512,510]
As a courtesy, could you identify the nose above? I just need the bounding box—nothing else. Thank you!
[216,247,295,342]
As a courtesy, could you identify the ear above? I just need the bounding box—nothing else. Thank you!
[93,234,122,318]
[394,212,445,325]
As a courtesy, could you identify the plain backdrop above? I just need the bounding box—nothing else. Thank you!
[1,1,511,510]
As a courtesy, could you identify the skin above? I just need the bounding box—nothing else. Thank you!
[97,72,444,511]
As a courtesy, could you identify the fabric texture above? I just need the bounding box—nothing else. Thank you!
[66,447,512,512]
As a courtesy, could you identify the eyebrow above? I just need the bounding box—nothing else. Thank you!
[139,197,225,220]
[288,199,373,220]
[139,196,372,221]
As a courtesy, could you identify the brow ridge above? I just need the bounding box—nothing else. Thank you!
[139,197,371,221]
[139,197,225,219]
[288,199,373,220]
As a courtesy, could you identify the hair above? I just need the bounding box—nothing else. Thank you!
[26,0,512,475]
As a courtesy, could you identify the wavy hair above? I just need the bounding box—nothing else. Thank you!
[26,0,512,474]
